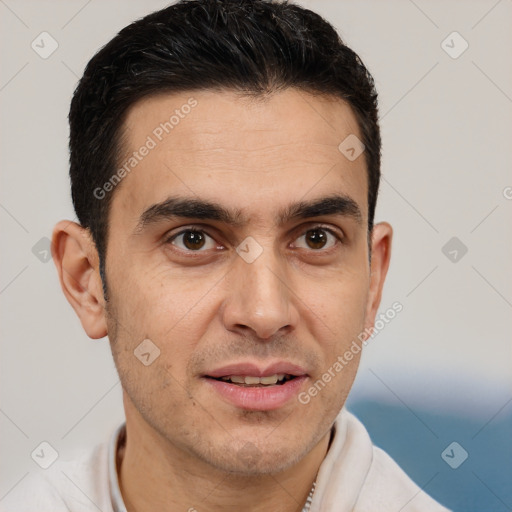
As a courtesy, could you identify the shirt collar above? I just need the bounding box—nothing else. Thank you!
[108,422,127,512]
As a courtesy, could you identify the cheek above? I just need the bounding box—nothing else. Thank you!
[112,257,209,328]
[109,268,217,381]
[306,268,369,335]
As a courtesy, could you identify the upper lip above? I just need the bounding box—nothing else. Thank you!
[204,361,308,378]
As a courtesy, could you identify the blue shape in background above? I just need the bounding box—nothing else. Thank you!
[346,398,512,511]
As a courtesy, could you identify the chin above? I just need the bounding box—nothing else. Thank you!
[196,434,310,476]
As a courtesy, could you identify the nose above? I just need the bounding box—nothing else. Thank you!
[221,246,300,340]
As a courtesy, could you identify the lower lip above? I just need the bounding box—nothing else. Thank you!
[203,376,308,411]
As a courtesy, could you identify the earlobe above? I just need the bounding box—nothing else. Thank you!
[365,222,393,330]
[51,220,108,339]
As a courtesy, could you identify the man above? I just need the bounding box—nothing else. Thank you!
[4,0,450,510]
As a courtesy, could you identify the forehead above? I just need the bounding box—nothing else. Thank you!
[110,88,368,230]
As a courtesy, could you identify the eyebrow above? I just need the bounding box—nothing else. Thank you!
[134,193,363,235]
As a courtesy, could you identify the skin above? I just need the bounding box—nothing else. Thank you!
[52,89,392,512]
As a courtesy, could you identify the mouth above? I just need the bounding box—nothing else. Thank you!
[202,362,308,411]
[206,373,297,387]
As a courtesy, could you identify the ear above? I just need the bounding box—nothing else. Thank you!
[364,222,393,332]
[51,220,108,339]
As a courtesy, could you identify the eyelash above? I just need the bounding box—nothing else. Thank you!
[164,225,343,254]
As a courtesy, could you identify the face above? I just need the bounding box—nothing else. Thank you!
[101,89,384,475]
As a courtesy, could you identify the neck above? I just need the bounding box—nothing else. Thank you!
[118,412,332,512]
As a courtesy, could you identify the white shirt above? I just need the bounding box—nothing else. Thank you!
[1,408,451,511]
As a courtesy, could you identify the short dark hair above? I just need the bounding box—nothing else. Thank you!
[69,0,381,292]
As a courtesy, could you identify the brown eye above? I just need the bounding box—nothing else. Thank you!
[182,230,205,250]
[169,229,217,251]
[294,227,339,251]
[305,229,328,249]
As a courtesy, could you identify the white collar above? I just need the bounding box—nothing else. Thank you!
[108,421,127,512]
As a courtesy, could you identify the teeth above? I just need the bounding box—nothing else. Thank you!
[219,374,288,385]
[228,376,245,384]
[244,376,262,385]
[259,375,279,385]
